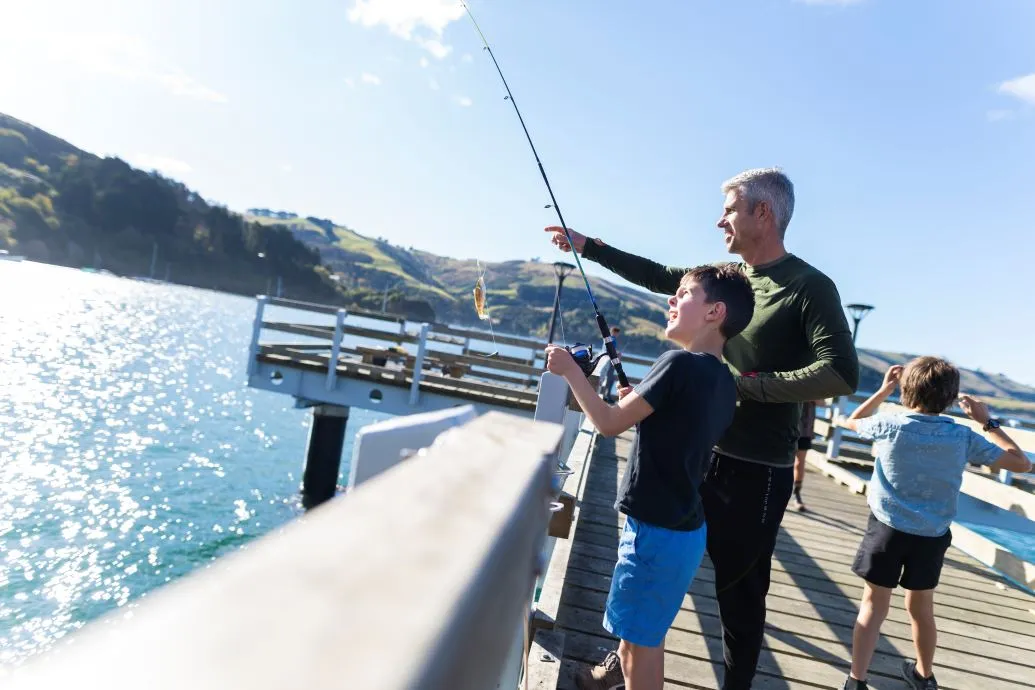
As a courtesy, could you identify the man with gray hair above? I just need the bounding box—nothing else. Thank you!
[549,167,859,690]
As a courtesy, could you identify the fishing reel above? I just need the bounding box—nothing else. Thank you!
[564,342,606,379]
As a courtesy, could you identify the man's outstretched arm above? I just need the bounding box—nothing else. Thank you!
[545,227,687,296]
[736,274,860,403]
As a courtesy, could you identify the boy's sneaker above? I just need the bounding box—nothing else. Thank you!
[575,650,624,690]
[840,676,867,690]
[901,660,938,689]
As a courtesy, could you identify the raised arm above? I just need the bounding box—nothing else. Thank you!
[545,345,654,437]
[839,366,902,431]
[736,273,860,403]
[545,227,687,295]
[959,395,1033,473]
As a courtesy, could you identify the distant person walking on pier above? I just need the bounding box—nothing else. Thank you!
[547,264,754,690]
[792,400,819,511]
[546,167,860,690]
[837,358,1032,690]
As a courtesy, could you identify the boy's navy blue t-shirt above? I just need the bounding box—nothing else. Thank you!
[616,349,736,531]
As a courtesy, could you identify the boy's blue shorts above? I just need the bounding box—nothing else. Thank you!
[603,516,707,648]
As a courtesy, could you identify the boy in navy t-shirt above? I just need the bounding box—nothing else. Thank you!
[546,263,755,690]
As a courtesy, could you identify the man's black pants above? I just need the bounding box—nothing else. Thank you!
[700,452,794,690]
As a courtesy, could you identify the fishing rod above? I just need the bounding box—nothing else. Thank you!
[461,1,630,388]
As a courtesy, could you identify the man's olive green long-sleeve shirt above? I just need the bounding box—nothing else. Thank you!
[583,239,860,467]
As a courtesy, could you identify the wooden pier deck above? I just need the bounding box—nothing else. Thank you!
[532,428,1035,690]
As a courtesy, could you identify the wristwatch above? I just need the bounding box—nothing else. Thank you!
[983,418,1001,432]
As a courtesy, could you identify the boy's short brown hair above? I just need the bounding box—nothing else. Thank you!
[680,263,755,340]
[900,356,960,414]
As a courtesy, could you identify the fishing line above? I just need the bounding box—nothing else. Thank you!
[461,1,629,387]
[557,304,567,347]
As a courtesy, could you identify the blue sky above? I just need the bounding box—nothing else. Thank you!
[2,0,1034,385]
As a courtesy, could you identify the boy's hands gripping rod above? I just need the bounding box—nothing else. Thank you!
[461,1,629,388]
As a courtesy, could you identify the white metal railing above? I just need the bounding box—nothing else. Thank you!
[3,412,565,690]
[245,296,651,392]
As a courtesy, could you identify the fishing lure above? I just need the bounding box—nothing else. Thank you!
[461,1,629,387]
[472,260,499,357]
[473,273,488,321]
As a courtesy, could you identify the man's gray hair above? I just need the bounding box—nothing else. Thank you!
[721,167,795,237]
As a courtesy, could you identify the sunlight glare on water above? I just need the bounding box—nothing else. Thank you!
[0,262,386,667]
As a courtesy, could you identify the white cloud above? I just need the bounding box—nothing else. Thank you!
[987,109,1015,122]
[158,71,229,103]
[130,154,192,176]
[37,31,227,103]
[454,95,473,107]
[462,53,473,63]
[998,73,1035,105]
[417,37,452,60]
[345,77,356,88]
[419,56,430,68]
[429,78,440,91]
[347,0,465,40]
[348,0,463,59]
[361,72,382,85]
[281,164,294,174]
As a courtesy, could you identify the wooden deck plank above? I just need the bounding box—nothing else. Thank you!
[553,566,1035,687]
[573,498,1024,598]
[570,523,1035,627]
[541,428,1035,690]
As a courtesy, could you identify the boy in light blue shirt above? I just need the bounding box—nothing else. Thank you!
[836,357,1031,690]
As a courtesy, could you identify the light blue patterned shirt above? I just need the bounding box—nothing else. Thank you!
[854,413,1003,537]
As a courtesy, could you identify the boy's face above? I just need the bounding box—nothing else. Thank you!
[666,279,721,344]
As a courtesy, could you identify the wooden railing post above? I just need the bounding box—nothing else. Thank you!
[326,308,347,391]
[247,295,269,378]
[826,397,844,459]
[409,323,430,406]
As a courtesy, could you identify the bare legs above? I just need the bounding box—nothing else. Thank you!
[850,582,893,681]
[905,589,937,678]
[618,639,665,690]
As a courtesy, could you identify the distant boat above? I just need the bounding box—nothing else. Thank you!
[0,249,25,261]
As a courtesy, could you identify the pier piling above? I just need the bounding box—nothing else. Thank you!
[301,404,350,509]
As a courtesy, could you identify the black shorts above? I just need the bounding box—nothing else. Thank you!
[796,436,812,451]
[852,511,952,590]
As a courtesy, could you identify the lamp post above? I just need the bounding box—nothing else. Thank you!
[546,262,575,344]
[845,303,874,344]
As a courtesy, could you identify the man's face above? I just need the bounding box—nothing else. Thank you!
[716,188,762,255]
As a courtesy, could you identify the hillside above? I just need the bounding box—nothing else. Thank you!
[1,111,1030,416]
[0,114,338,302]
[246,208,673,355]
[246,208,1035,416]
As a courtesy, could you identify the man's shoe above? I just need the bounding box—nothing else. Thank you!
[901,660,938,690]
[575,650,624,690]
[840,675,867,689]
[793,492,806,512]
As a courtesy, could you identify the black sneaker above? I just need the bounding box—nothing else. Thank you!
[901,660,938,690]
[840,675,867,690]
